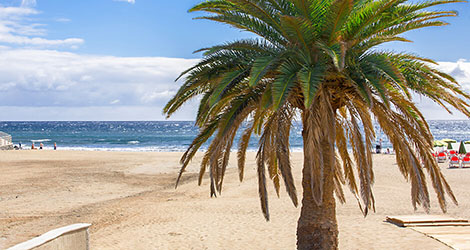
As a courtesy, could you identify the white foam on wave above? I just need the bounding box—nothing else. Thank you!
[56,146,190,152]
[127,140,140,144]
[31,139,52,143]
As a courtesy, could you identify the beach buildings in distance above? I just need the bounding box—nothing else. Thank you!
[0,131,13,150]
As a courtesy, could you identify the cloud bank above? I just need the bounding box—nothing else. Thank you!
[0,48,198,120]
[0,47,468,120]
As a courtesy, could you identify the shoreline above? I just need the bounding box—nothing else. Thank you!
[6,147,308,153]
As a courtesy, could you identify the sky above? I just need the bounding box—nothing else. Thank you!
[0,0,469,121]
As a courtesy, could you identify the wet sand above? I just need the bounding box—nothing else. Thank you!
[1,150,469,249]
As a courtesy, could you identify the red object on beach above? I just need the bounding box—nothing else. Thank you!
[449,156,460,168]
[462,157,470,168]
[466,152,470,157]
[437,152,447,163]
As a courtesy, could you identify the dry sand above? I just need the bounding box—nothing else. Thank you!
[1,150,469,249]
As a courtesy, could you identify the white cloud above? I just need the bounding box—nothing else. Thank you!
[0,6,83,48]
[437,59,470,92]
[412,59,470,120]
[114,0,136,4]
[55,18,71,23]
[0,6,37,17]
[21,0,37,8]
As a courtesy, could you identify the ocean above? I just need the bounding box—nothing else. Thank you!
[0,120,469,152]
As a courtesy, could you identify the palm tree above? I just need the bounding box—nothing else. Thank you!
[164,0,470,249]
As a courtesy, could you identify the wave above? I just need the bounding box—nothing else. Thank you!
[52,146,304,152]
[31,139,52,143]
[127,140,140,144]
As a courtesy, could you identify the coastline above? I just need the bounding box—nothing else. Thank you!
[1,150,467,249]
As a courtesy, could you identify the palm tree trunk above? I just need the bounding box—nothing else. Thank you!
[297,106,338,250]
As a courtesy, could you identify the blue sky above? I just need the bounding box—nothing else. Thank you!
[21,0,254,58]
[0,0,469,120]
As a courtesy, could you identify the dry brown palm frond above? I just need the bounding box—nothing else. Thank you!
[352,98,377,213]
[237,122,255,182]
[269,153,281,197]
[335,111,358,195]
[256,102,299,212]
[256,142,270,221]
[237,106,271,183]
[258,112,281,196]
[177,119,219,187]
[194,91,259,193]
[302,87,336,205]
[344,104,375,215]
[218,131,237,193]
[302,104,323,204]
[210,106,255,194]
[275,107,298,206]
[199,146,211,186]
[209,161,217,198]
[336,107,369,213]
[334,155,346,204]
[265,120,281,196]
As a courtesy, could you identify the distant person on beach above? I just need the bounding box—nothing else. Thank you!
[39,143,43,150]
[54,142,57,150]
[376,139,383,154]
[19,142,22,149]
[31,142,35,149]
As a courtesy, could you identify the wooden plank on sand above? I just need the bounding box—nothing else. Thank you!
[403,222,470,227]
[412,227,470,250]
[386,215,468,227]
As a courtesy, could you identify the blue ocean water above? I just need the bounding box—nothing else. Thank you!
[0,120,469,151]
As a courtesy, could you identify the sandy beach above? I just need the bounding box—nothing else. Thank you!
[1,150,469,249]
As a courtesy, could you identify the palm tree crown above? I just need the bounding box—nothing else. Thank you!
[164,0,469,231]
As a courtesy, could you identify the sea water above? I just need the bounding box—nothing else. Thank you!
[0,120,469,152]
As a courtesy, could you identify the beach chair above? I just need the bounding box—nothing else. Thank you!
[462,157,470,168]
[449,156,460,168]
[449,150,457,158]
[466,152,470,158]
[437,152,447,163]
[432,152,440,162]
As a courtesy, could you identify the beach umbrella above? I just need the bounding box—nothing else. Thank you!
[465,141,470,144]
[433,140,446,147]
[440,138,457,149]
[441,138,457,143]
[459,141,467,154]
